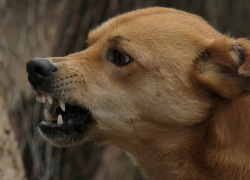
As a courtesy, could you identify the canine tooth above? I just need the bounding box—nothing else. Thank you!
[57,115,63,125]
[41,96,46,103]
[47,95,53,105]
[59,100,66,111]
[44,109,54,121]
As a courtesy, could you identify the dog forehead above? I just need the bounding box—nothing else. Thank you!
[88,7,219,48]
[88,7,201,45]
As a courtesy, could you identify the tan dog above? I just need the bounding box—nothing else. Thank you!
[27,7,250,180]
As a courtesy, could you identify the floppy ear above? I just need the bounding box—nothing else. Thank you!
[193,36,250,99]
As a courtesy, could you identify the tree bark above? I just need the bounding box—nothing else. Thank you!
[0,97,26,180]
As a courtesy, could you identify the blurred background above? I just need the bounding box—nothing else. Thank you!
[0,0,250,180]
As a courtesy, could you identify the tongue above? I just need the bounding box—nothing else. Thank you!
[44,109,56,121]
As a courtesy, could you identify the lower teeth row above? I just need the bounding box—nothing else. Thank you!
[57,115,63,125]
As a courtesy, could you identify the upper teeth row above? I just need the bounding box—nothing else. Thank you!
[36,94,66,112]
[36,94,53,104]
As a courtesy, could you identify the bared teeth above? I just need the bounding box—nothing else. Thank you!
[44,109,54,121]
[47,95,53,105]
[59,100,66,111]
[36,95,41,102]
[36,96,40,102]
[36,93,54,104]
[36,93,66,114]
[41,96,46,103]
[57,114,63,125]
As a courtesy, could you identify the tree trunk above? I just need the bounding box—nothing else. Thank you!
[0,97,26,180]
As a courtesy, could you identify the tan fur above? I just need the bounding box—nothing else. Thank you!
[40,7,250,180]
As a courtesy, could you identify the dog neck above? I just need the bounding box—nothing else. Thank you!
[93,96,250,180]
[193,96,250,179]
[94,120,201,179]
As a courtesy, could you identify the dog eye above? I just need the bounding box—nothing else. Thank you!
[113,50,130,66]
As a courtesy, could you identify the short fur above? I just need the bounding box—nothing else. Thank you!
[33,7,250,180]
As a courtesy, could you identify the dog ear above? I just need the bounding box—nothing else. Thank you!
[193,36,250,99]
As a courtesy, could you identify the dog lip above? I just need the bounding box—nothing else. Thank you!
[39,100,92,130]
[33,90,94,139]
[40,107,74,130]
[39,113,78,132]
[38,104,94,146]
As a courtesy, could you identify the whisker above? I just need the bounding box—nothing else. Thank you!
[129,119,139,148]
[36,127,45,145]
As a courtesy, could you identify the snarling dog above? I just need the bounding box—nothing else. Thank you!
[27,7,250,180]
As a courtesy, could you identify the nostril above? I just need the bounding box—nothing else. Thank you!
[27,58,57,77]
[35,66,45,76]
[34,64,55,77]
[27,58,58,87]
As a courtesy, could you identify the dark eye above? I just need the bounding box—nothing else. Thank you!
[113,50,130,66]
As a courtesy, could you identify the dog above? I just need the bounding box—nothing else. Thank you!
[26,7,250,180]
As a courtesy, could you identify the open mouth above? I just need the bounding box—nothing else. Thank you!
[36,92,93,133]
[27,58,95,146]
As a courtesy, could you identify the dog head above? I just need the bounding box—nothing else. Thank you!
[27,7,250,149]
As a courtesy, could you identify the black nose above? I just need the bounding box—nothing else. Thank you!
[27,58,57,87]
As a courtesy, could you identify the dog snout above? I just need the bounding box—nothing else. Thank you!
[27,58,57,88]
